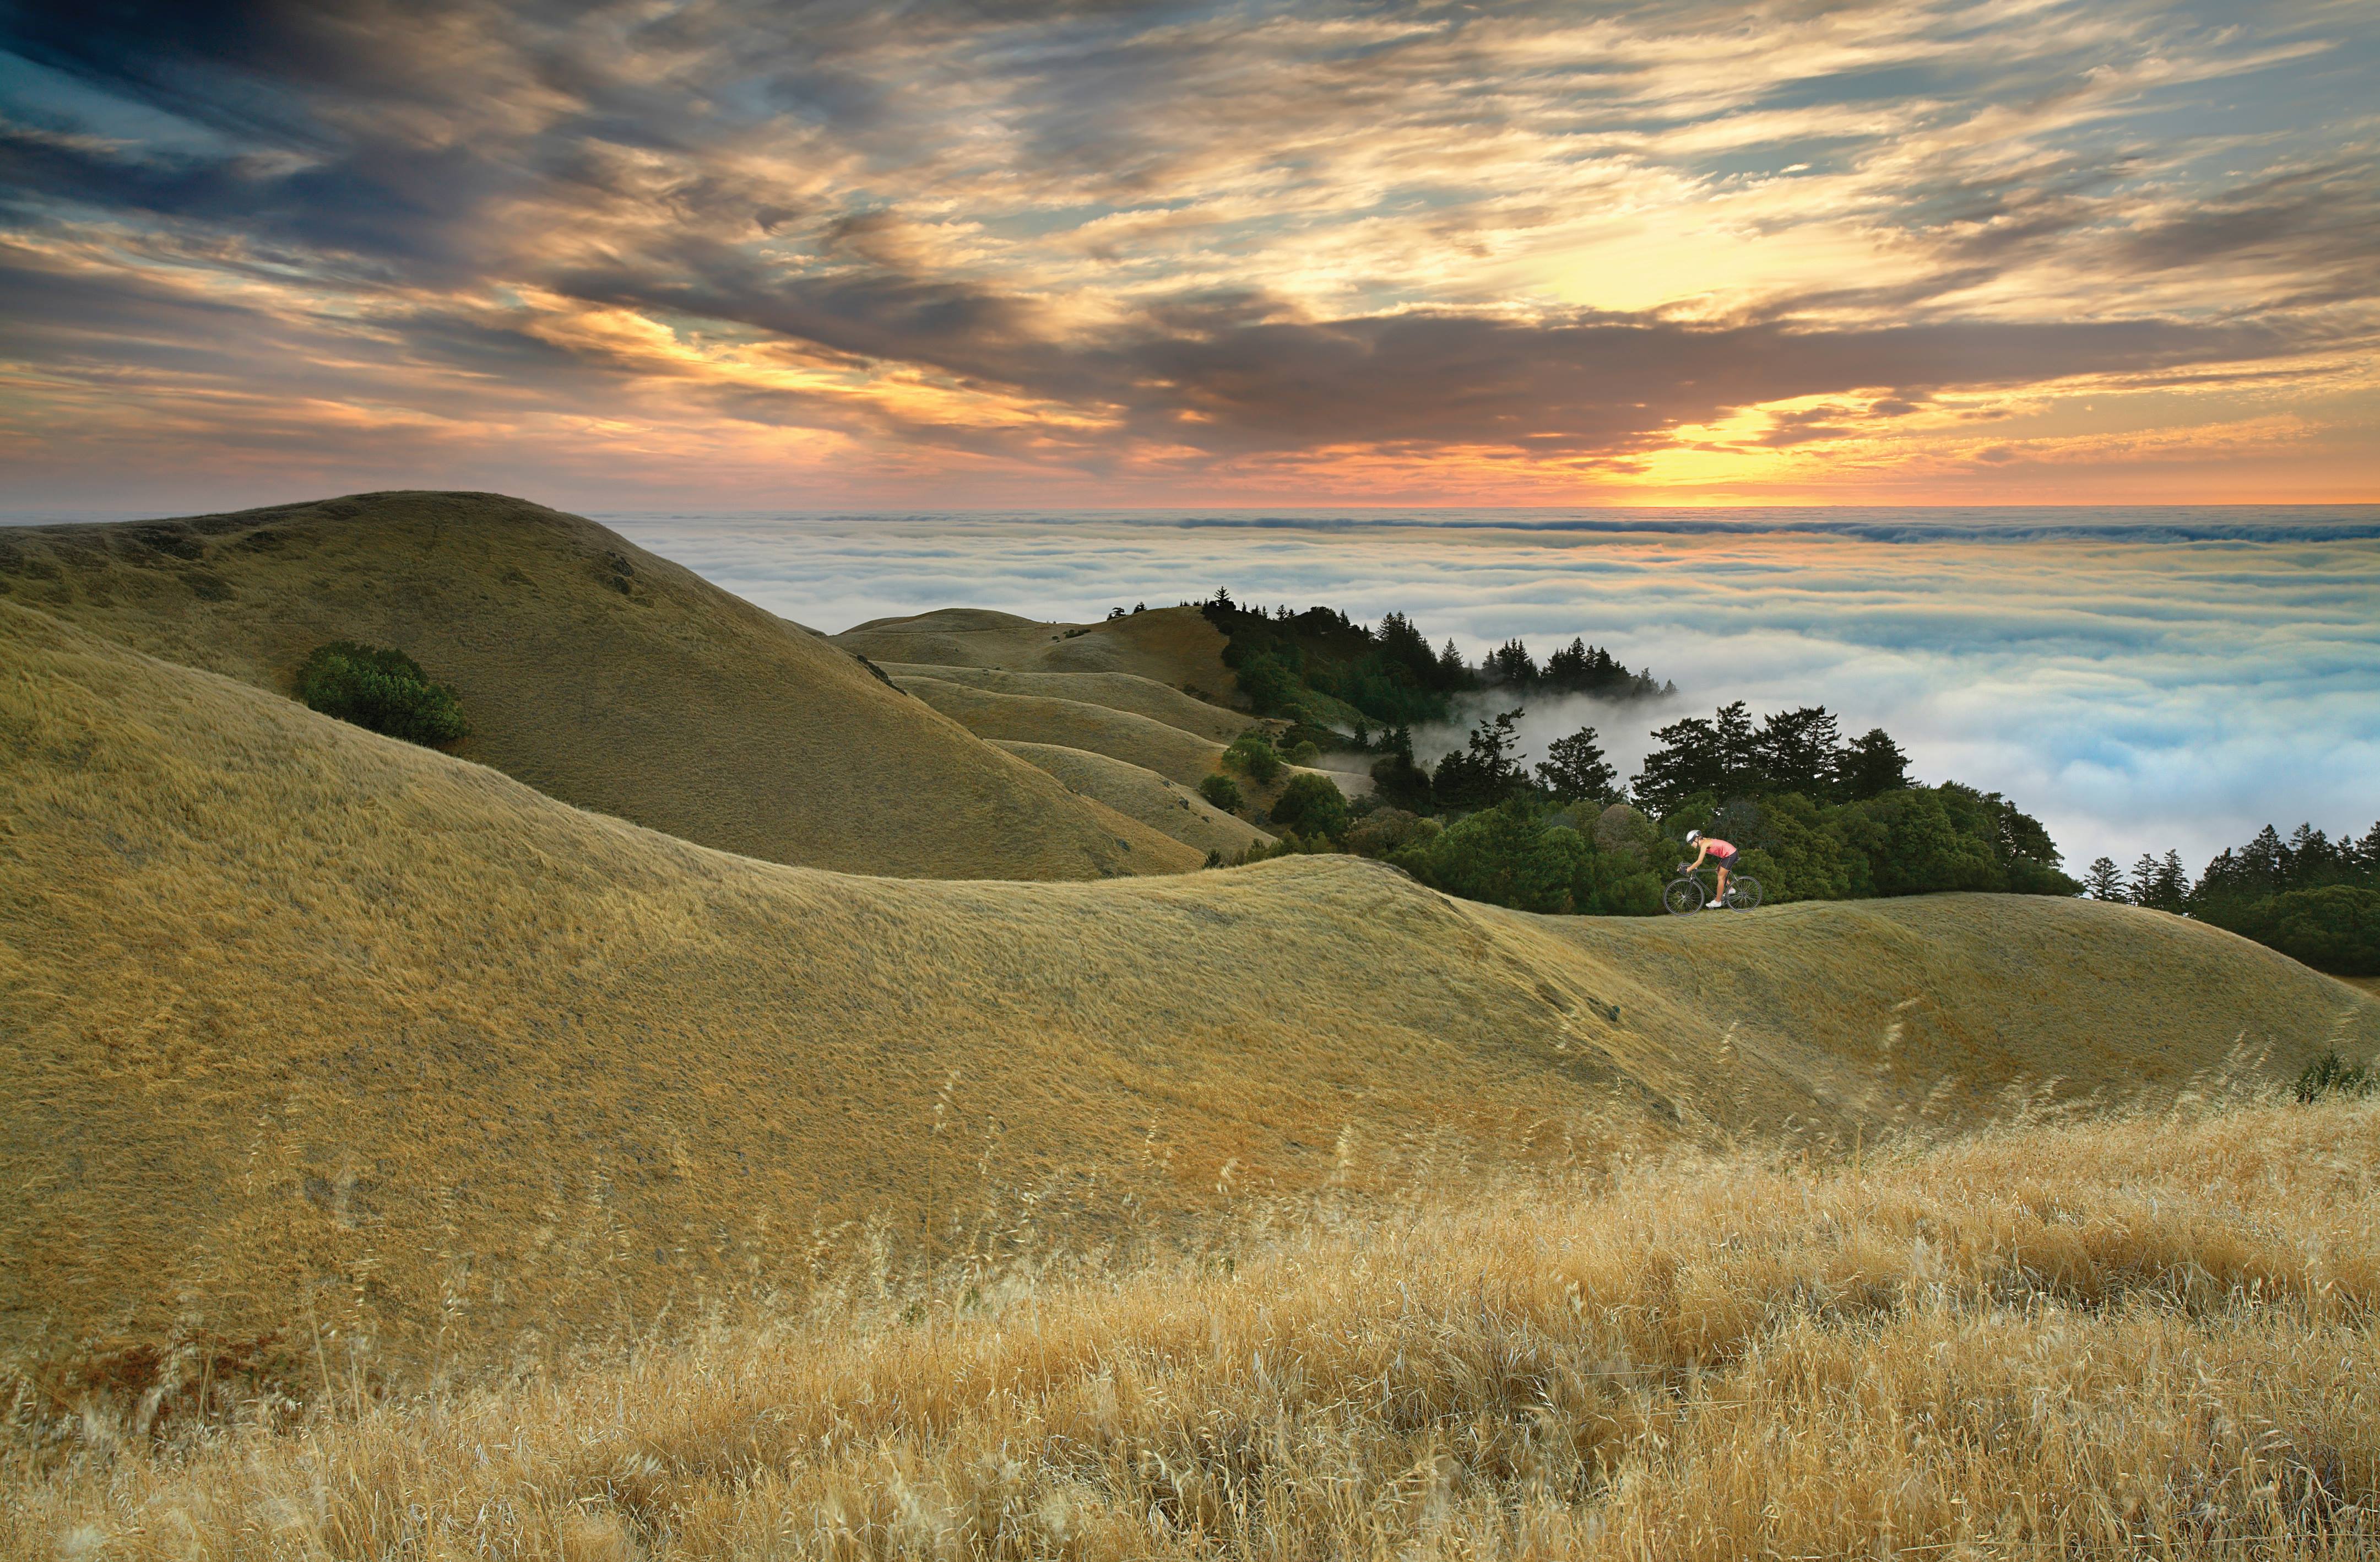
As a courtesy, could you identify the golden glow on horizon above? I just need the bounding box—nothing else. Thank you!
[1,0,2373,509]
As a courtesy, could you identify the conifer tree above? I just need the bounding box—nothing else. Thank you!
[2083,856,2127,900]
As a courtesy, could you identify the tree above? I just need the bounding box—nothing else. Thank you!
[1433,709,1527,810]
[1269,774,1350,841]
[1631,715,1721,816]
[1439,639,1467,682]
[1835,728,1910,799]
[1753,706,1842,798]
[2130,850,2190,912]
[1486,639,1537,685]
[1536,726,1618,804]
[2083,856,2127,900]
[2203,885,2380,976]
[1233,652,1296,715]
[1368,727,1434,813]
[1711,701,1759,793]
[1197,773,1243,813]
[1394,801,1661,916]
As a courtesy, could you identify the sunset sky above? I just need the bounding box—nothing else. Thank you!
[3,0,2376,509]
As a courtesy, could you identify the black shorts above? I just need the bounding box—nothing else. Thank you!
[1709,851,1738,870]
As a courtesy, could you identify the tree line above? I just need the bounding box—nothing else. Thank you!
[1198,592,1669,735]
[2079,823,2380,975]
[1207,677,2077,919]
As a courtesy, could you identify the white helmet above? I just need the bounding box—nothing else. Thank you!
[1685,829,1701,844]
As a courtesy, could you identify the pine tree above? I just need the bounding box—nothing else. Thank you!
[2083,856,2127,900]
[1753,706,1844,797]
[2132,850,2191,912]
[1835,727,1911,800]
[1536,726,1617,804]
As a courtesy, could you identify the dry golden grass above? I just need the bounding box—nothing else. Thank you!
[993,741,1276,857]
[0,492,1197,880]
[881,666,1251,746]
[7,598,2373,1409]
[9,1099,2376,1560]
[834,608,1238,706]
[895,675,1233,789]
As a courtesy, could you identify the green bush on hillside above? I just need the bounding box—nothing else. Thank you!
[1269,774,1350,841]
[1224,732,1284,785]
[1347,807,1440,857]
[2295,1050,2374,1102]
[296,641,469,747]
[1197,773,1244,813]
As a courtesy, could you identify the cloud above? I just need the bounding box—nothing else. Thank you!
[1,0,2376,502]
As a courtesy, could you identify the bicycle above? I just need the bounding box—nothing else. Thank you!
[1663,860,1763,916]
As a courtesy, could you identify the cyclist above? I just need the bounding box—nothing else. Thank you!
[1683,829,1739,909]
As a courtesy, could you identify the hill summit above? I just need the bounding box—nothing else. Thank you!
[0,491,1199,880]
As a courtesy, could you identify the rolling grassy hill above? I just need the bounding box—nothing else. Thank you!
[7,597,2372,1403]
[994,740,1276,857]
[0,491,1199,880]
[877,662,1252,744]
[835,606,1238,704]
[896,673,1234,788]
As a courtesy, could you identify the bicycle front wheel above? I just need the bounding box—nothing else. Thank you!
[1662,878,1704,916]
[1725,875,1764,911]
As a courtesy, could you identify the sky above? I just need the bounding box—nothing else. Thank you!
[3,0,2377,509]
[596,507,2380,871]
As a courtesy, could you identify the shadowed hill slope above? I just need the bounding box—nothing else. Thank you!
[897,673,1230,787]
[0,491,1197,880]
[879,662,1251,744]
[995,740,1275,857]
[836,606,1238,704]
[6,600,2373,1393]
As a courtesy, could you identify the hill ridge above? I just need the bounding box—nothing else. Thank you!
[0,490,1200,880]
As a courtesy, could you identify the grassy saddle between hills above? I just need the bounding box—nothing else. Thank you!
[993,740,1276,858]
[3,597,2373,1406]
[834,606,1238,705]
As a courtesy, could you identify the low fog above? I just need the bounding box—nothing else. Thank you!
[600,508,2380,872]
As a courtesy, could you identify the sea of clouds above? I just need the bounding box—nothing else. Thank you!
[599,507,2380,874]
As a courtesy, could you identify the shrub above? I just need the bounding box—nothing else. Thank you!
[1269,774,1350,841]
[1286,739,1321,766]
[1347,807,1440,858]
[1224,732,1283,785]
[1369,747,1434,813]
[1197,773,1244,813]
[2295,1050,2373,1101]
[296,641,469,747]
[1592,803,1658,863]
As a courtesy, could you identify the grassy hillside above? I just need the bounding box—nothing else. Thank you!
[879,662,1251,744]
[0,491,1198,880]
[994,740,1275,858]
[13,1101,2378,1558]
[6,598,2371,1402]
[896,672,1232,788]
[837,606,1238,705]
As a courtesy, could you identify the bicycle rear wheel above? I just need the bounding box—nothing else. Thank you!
[1662,878,1704,916]
[1724,875,1763,911]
